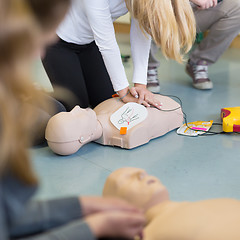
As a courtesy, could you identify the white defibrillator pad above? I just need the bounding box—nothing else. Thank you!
[110,102,148,130]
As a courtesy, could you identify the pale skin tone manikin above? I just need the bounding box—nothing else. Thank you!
[103,167,240,240]
[45,94,183,155]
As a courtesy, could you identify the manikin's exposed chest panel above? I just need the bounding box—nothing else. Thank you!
[94,96,183,149]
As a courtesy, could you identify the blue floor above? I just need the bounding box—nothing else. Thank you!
[32,34,240,203]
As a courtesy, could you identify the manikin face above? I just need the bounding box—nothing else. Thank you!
[46,105,98,143]
[69,105,97,133]
[103,168,169,210]
[45,105,100,155]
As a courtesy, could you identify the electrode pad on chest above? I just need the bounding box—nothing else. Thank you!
[110,102,148,131]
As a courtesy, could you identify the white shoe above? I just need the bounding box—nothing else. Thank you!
[186,60,213,90]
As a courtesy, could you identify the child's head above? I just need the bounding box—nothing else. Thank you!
[125,0,196,63]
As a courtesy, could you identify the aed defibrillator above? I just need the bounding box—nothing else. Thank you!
[221,107,240,133]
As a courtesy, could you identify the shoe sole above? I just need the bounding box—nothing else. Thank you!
[193,81,213,90]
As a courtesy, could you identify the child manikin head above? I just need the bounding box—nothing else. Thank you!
[103,167,169,210]
[45,106,102,155]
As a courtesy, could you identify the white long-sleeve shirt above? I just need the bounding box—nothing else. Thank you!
[57,0,151,92]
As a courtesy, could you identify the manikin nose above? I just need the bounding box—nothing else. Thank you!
[71,105,86,115]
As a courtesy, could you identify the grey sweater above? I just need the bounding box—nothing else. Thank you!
[0,173,96,240]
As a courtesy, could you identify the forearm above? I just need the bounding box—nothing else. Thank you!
[0,196,8,240]
[83,0,129,92]
[130,18,151,86]
[9,197,83,238]
[100,47,129,92]
[15,220,96,240]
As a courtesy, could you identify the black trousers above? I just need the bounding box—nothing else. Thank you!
[42,39,114,111]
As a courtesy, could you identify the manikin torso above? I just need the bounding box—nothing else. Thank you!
[46,95,183,155]
[94,95,183,149]
[145,199,240,240]
[102,168,240,240]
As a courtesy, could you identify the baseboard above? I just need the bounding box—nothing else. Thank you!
[230,34,240,48]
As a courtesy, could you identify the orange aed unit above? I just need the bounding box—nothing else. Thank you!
[221,107,240,133]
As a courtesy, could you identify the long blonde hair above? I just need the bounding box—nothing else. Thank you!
[0,0,71,185]
[0,3,42,185]
[125,0,196,63]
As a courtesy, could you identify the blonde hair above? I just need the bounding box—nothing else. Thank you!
[0,0,71,184]
[0,0,71,185]
[0,5,42,185]
[125,0,196,63]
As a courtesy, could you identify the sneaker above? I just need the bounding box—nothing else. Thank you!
[147,67,160,93]
[186,60,213,90]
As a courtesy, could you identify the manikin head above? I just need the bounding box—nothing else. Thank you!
[45,106,102,155]
[103,167,169,210]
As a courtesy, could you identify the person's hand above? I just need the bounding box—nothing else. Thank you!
[191,0,218,9]
[130,84,162,109]
[85,211,145,239]
[80,196,143,216]
[117,86,150,107]
[117,85,162,109]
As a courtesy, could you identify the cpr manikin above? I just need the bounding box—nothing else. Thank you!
[45,95,183,155]
[103,167,240,240]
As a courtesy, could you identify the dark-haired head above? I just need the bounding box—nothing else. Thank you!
[26,0,71,47]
